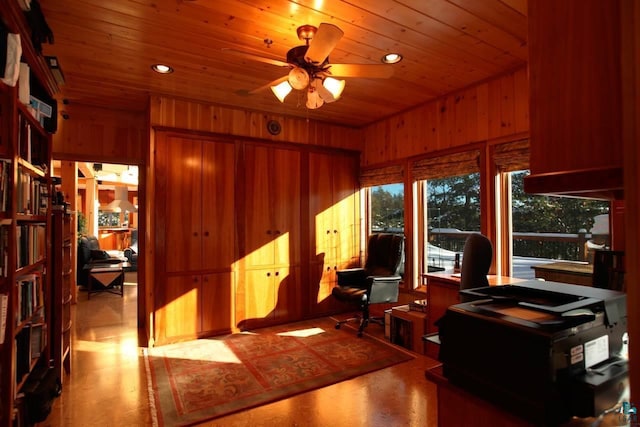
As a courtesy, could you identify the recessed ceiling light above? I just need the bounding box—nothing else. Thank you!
[381,53,403,64]
[151,64,174,74]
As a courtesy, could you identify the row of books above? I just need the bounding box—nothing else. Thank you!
[15,322,47,386]
[0,159,10,212]
[16,224,46,269]
[16,169,48,215]
[16,273,44,327]
[0,224,8,277]
[18,113,49,167]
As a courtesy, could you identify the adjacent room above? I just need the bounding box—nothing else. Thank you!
[0,1,638,426]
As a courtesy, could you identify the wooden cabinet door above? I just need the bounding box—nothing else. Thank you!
[200,272,234,335]
[308,152,360,315]
[163,136,203,273]
[332,155,360,266]
[244,145,274,268]
[272,148,301,267]
[309,152,335,264]
[159,275,201,340]
[202,141,236,270]
[274,266,301,321]
[242,268,277,325]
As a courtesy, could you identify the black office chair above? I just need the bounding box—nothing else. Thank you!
[459,233,492,301]
[592,250,625,291]
[332,233,404,337]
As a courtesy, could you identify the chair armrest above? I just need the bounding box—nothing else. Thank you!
[336,268,367,286]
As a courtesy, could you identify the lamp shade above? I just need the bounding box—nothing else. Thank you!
[271,80,293,102]
[106,186,137,212]
[323,77,345,100]
[306,85,324,109]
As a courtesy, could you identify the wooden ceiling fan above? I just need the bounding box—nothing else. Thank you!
[224,23,395,109]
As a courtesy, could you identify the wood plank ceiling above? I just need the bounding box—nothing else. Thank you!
[39,0,527,127]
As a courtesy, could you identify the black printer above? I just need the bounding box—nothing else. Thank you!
[438,280,628,425]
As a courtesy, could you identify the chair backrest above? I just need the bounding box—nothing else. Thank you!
[592,250,625,291]
[364,233,404,276]
[460,233,492,291]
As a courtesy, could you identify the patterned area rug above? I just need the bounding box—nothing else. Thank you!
[145,318,414,426]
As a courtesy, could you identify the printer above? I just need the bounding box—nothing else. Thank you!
[438,280,628,425]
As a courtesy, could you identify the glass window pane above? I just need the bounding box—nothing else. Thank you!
[510,170,610,279]
[424,173,481,272]
[370,183,404,233]
[369,183,405,277]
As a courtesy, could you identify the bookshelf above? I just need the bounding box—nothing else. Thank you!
[51,208,72,383]
[1,2,59,425]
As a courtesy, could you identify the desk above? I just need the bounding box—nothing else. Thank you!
[531,261,593,286]
[425,364,626,427]
[86,262,131,299]
[426,364,534,427]
[423,273,524,358]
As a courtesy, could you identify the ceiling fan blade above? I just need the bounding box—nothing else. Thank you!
[327,63,395,78]
[221,48,290,68]
[248,75,288,95]
[305,23,344,64]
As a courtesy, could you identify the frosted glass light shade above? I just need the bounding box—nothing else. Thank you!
[306,87,324,109]
[271,80,293,102]
[323,77,345,100]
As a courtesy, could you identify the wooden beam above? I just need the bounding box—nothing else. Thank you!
[78,162,95,179]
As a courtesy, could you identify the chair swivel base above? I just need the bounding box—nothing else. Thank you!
[335,315,368,337]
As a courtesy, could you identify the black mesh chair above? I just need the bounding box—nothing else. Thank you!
[332,233,404,337]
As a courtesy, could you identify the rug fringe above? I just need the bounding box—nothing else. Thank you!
[143,348,160,427]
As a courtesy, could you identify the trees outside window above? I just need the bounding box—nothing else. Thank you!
[510,171,609,277]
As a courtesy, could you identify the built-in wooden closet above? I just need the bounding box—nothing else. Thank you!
[150,130,360,345]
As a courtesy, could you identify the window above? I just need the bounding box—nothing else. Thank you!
[509,170,610,279]
[370,183,404,233]
[422,173,481,272]
[369,183,405,277]
[98,210,129,228]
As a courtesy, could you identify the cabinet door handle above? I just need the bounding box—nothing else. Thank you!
[275,271,280,276]
[204,231,210,237]
[267,230,272,235]
[193,232,198,237]
[193,277,199,283]
[275,230,281,235]
[326,230,331,234]
[267,272,271,277]
[334,229,338,234]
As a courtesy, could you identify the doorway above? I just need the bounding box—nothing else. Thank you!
[52,160,141,312]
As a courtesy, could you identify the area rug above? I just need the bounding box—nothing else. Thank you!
[145,318,414,426]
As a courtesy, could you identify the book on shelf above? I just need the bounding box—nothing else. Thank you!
[0,293,7,344]
[16,273,44,326]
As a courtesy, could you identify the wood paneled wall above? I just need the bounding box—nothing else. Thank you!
[52,103,146,164]
[362,67,528,166]
[149,96,363,151]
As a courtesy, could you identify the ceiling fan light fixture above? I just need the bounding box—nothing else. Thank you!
[271,80,293,102]
[381,53,403,64]
[322,77,345,101]
[288,67,310,90]
[306,85,324,109]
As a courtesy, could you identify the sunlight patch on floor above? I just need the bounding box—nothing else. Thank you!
[277,327,326,338]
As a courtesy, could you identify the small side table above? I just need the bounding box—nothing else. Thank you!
[85,262,131,299]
